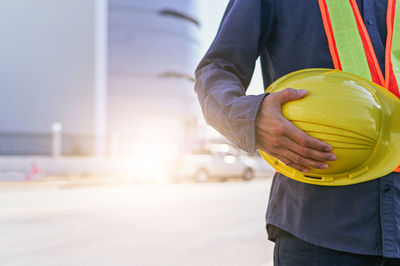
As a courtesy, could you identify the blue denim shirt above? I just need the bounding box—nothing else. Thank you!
[195,0,400,258]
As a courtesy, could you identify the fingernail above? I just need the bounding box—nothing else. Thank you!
[298,89,307,95]
[324,146,332,152]
[329,154,337,161]
[320,164,328,169]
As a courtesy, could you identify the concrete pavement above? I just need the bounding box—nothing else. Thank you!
[0,179,274,266]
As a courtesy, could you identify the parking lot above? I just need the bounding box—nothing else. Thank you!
[0,178,274,266]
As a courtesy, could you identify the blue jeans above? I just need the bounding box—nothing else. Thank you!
[274,231,400,266]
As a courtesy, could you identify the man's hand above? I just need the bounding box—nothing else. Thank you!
[256,88,336,173]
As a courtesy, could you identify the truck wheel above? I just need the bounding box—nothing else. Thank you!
[242,168,254,181]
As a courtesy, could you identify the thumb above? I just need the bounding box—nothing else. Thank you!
[274,88,307,104]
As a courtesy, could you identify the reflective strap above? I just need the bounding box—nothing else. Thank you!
[391,0,400,92]
[385,0,395,89]
[349,0,385,86]
[318,0,342,70]
[323,0,372,81]
[320,0,399,92]
[382,0,400,172]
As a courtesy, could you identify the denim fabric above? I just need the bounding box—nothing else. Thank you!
[267,172,400,257]
[274,231,400,266]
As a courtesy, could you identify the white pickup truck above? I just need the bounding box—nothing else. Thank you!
[173,143,273,182]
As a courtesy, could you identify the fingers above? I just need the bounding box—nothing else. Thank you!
[273,89,332,152]
[281,136,336,162]
[266,136,334,172]
[258,135,335,172]
[273,88,308,105]
[257,119,336,171]
[283,119,332,152]
[268,122,335,170]
[279,148,329,170]
[269,152,310,173]
[256,87,337,173]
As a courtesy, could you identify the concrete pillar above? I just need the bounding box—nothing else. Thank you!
[51,123,63,158]
[94,0,108,156]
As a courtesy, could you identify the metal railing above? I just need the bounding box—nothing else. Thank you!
[0,131,100,156]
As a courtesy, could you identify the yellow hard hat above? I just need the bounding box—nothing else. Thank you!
[259,68,400,186]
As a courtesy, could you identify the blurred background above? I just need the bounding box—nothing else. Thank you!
[0,0,275,265]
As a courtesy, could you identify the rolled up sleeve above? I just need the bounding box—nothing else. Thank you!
[194,0,273,153]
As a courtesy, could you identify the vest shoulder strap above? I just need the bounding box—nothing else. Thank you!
[320,0,372,81]
[392,1,400,88]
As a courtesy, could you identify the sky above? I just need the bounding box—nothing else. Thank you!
[198,0,264,96]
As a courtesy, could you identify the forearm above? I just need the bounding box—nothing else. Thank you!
[194,0,272,153]
[195,63,268,152]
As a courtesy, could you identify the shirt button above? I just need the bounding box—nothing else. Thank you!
[384,184,391,193]
[367,18,374,25]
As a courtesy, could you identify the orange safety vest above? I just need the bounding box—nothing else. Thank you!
[318,0,400,172]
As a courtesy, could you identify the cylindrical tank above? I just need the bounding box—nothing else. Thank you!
[108,0,201,138]
[0,0,201,156]
[0,0,107,155]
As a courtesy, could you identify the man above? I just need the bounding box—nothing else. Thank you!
[195,0,400,265]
